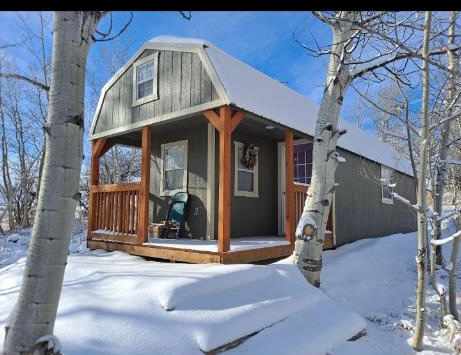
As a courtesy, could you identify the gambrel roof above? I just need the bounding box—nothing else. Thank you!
[91,35,413,176]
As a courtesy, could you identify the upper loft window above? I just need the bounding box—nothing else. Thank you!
[132,53,159,106]
[381,165,394,205]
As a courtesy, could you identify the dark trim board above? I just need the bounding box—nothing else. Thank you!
[87,240,293,264]
[221,244,293,264]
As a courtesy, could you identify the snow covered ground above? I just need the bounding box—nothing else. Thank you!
[324,232,458,355]
[0,222,459,354]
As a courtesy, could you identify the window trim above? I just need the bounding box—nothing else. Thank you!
[160,140,188,197]
[132,52,159,107]
[234,141,259,198]
[293,141,313,185]
[381,165,394,205]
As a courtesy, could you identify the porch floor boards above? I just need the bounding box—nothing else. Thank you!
[88,236,293,264]
[144,236,290,252]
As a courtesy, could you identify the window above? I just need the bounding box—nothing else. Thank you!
[381,165,394,204]
[132,53,159,106]
[234,141,259,198]
[161,140,188,196]
[294,142,313,185]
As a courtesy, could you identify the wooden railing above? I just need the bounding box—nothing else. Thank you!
[88,183,141,243]
[292,182,334,249]
[293,183,309,228]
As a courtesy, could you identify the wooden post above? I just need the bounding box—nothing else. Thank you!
[87,142,99,242]
[138,126,151,244]
[203,106,244,254]
[218,107,232,253]
[87,138,109,241]
[285,129,295,244]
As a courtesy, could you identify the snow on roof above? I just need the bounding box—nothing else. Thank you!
[151,36,413,176]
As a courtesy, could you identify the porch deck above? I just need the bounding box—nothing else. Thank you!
[145,236,289,252]
[88,236,293,264]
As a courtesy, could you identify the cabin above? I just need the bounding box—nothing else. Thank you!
[87,36,417,264]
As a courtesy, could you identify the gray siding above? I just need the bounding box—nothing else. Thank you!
[149,117,208,238]
[94,49,218,135]
[219,129,278,238]
[334,149,417,245]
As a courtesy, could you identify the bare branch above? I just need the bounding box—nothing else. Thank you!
[179,11,192,20]
[0,72,49,91]
[351,83,420,136]
[429,109,461,131]
[92,12,133,42]
[431,230,461,246]
[392,191,419,211]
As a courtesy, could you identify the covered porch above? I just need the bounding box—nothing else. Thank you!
[87,105,331,264]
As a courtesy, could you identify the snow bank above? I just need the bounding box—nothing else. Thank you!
[0,233,365,355]
[322,231,459,355]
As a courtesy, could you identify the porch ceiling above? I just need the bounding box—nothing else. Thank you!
[100,109,309,149]
[235,111,308,141]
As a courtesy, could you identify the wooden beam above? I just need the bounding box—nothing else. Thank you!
[87,143,99,242]
[138,126,151,244]
[222,244,293,264]
[88,240,221,264]
[93,138,112,159]
[202,106,245,254]
[203,107,245,133]
[216,106,233,253]
[285,129,295,244]
[203,109,223,131]
[230,110,245,133]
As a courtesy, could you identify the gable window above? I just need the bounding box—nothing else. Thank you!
[161,140,188,196]
[132,53,159,106]
[381,165,394,204]
[234,141,259,198]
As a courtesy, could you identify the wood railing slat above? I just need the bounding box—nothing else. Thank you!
[89,182,140,243]
[91,182,141,193]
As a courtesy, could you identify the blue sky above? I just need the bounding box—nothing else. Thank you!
[90,11,331,102]
[0,11,368,163]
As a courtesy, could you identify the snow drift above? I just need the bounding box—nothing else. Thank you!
[0,243,365,355]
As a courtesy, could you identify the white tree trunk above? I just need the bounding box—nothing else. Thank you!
[3,11,102,355]
[292,12,355,286]
[432,11,459,267]
[411,10,432,352]
[449,221,460,320]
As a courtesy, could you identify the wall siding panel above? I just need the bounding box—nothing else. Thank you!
[334,149,417,246]
[222,128,278,238]
[94,49,219,135]
[180,52,192,110]
[149,117,208,238]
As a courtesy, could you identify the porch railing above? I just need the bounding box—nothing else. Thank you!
[293,182,309,228]
[292,182,334,249]
[88,182,141,243]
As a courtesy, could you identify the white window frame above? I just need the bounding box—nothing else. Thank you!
[160,140,188,197]
[293,141,313,185]
[381,165,394,205]
[132,52,159,107]
[234,141,259,198]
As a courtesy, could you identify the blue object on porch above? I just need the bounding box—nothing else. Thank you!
[160,192,189,238]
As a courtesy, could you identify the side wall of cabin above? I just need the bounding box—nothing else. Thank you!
[334,149,417,246]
